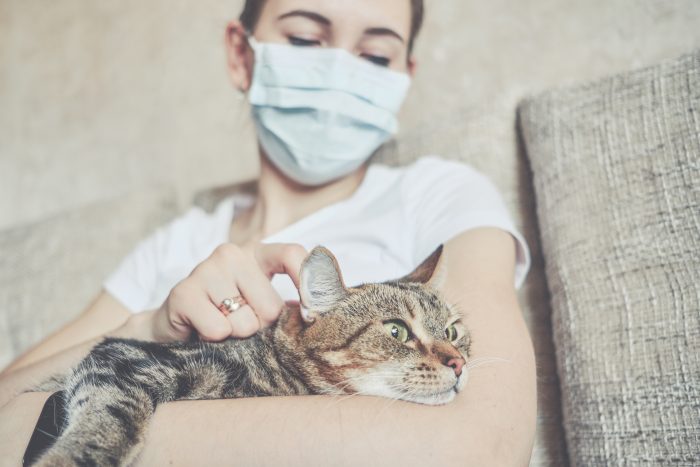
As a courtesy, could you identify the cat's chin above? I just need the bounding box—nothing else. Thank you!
[406,372,468,406]
[399,377,467,405]
[402,387,458,406]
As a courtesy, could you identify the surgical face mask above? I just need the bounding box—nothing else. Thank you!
[246,36,411,186]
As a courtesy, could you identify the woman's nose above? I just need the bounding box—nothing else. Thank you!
[446,357,466,376]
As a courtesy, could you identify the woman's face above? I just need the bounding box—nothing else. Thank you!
[226,0,417,90]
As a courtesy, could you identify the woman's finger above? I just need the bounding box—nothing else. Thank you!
[192,262,237,306]
[229,253,285,327]
[254,243,308,289]
[167,242,308,341]
[227,305,260,338]
[208,243,285,327]
[167,281,233,342]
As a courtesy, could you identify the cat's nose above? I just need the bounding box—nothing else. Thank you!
[446,357,465,377]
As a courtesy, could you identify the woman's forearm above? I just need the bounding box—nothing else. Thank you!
[138,343,534,467]
[3,313,534,465]
[0,310,153,408]
[0,338,99,409]
[0,391,53,465]
[3,352,532,467]
[1,292,131,375]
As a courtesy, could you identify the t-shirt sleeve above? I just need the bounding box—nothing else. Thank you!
[103,207,205,313]
[404,156,531,289]
[103,223,172,313]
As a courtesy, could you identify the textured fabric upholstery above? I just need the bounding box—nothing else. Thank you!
[519,50,700,465]
[0,188,178,369]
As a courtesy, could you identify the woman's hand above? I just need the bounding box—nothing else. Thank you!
[144,243,307,342]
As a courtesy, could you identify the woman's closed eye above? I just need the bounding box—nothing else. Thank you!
[361,54,390,67]
[288,36,321,47]
[287,36,391,67]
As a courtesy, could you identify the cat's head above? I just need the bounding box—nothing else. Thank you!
[280,246,470,405]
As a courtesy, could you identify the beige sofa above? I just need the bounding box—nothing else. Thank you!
[2,1,699,465]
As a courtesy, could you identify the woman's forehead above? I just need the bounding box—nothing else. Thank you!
[259,0,412,37]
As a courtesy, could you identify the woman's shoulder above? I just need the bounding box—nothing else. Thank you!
[417,154,487,177]
[372,155,488,188]
[378,155,498,201]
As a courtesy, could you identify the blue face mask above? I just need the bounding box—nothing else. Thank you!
[247,37,412,186]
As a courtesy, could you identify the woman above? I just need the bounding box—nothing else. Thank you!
[0,0,537,464]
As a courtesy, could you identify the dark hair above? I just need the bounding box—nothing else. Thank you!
[239,0,425,54]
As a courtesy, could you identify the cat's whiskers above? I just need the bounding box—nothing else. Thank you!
[321,371,409,409]
[326,371,405,394]
[324,381,411,411]
[321,388,378,409]
[329,371,407,391]
[465,356,510,371]
[345,376,429,405]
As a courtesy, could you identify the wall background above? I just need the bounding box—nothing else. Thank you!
[2,0,699,230]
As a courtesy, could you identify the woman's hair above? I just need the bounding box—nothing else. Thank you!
[239,0,425,54]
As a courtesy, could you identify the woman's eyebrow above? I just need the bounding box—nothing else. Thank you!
[277,10,405,44]
[364,27,405,44]
[277,10,331,26]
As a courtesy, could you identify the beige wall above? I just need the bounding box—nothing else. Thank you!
[1,0,699,230]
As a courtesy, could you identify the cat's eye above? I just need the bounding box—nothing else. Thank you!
[383,320,410,343]
[445,324,458,342]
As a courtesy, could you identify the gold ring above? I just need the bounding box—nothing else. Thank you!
[218,296,247,316]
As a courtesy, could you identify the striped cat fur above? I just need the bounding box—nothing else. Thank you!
[31,245,470,466]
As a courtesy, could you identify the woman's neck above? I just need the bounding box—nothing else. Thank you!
[231,152,368,244]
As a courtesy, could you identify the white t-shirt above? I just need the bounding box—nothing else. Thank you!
[104,156,530,313]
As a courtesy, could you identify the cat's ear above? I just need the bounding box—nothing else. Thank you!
[398,245,446,289]
[299,246,348,322]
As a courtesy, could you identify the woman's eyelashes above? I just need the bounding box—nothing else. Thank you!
[287,36,391,67]
[288,36,321,47]
[361,54,390,67]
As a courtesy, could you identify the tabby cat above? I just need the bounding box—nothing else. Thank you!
[31,245,470,466]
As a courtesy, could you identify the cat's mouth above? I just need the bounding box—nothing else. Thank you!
[423,372,467,404]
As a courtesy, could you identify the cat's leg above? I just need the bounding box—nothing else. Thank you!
[33,384,154,467]
[31,339,169,467]
[32,338,235,466]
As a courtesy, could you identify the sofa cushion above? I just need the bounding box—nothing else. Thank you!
[0,188,178,369]
[519,50,700,465]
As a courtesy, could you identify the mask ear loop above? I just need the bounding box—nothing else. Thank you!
[245,32,260,53]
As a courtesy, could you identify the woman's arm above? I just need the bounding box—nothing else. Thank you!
[0,292,133,408]
[0,307,155,408]
[0,391,52,466]
[135,228,536,466]
[1,292,131,375]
